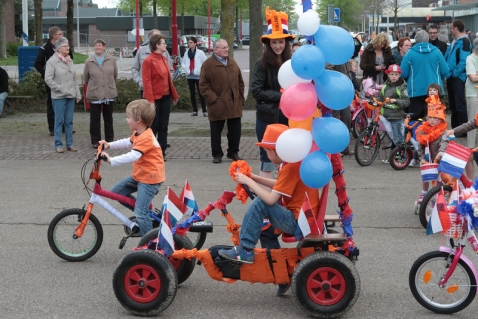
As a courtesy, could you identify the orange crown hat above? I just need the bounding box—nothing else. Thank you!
[256,124,289,149]
[426,95,447,122]
[260,6,295,43]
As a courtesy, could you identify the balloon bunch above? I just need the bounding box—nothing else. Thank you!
[275,9,355,189]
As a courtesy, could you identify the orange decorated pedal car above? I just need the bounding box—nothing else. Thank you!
[112,155,360,318]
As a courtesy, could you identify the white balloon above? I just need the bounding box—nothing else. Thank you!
[278,59,311,89]
[276,128,313,163]
[297,10,321,36]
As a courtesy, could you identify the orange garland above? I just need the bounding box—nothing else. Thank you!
[229,160,252,204]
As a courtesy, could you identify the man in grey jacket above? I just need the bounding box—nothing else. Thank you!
[131,29,173,99]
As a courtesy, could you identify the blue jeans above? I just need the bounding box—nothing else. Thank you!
[111,176,161,236]
[389,119,404,146]
[52,98,74,148]
[0,92,7,116]
[240,197,297,250]
[255,117,275,172]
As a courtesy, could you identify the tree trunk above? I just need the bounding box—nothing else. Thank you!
[0,0,6,58]
[220,0,235,59]
[153,0,157,30]
[244,0,262,108]
[34,0,43,45]
[66,0,74,53]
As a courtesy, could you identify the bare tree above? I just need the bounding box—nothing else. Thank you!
[244,0,262,108]
[34,0,43,45]
[0,0,6,58]
[66,0,74,53]
[381,0,412,39]
[220,0,235,59]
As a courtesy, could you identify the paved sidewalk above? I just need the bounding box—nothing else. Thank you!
[0,110,261,161]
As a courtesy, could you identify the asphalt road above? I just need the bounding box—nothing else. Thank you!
[2,152,478,318]
[2,47,478,318]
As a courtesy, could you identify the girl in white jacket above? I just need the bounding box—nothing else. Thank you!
[181,37,208,116]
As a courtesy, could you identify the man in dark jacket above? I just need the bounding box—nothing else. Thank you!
[0,66,8,117]
[34,27,73,135]
[428,25,447,55]
[444,20,472,130]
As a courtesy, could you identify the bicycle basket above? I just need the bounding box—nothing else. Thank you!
[443,212,465,239]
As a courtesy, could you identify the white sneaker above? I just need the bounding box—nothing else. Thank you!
[408,159,418,167]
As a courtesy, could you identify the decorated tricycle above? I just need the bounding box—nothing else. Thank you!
[112,155,360,318]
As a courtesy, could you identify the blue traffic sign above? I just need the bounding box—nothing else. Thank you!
[333,8,340,23]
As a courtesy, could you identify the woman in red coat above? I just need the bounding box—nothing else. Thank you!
[142,33,179,158]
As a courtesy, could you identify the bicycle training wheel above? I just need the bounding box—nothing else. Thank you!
[47,208,103,262]
[113,249,178,316]
[354,129,380,166]
[389,146,413,170]
[138,229,195,285]
[409,251,476,314]
[418,185,453,229]
[352,109,368,138]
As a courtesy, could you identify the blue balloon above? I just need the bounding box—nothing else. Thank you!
[315,70,354,111]
[291,45,325,80]
[299,150,333,189]
[312,117,350,154]
[313,25,355,65]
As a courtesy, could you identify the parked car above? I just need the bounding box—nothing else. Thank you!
[181,34,208,53]
[132,36,188,57]
[241,35,249,45]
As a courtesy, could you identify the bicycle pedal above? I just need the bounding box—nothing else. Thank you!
[119,237,127,249]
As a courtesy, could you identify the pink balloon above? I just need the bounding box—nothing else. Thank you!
[309,141,319,153]
[280,83,318,121]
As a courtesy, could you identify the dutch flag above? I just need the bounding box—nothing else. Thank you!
[438,141,472,178]
[160,187,184,227]
[294,193,319,240]
[157,207,174,257]
[426,201,443,235]
[179,180,199,216]
[421,163,439,182]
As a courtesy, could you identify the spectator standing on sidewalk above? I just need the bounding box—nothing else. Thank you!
[428,25,448,56]
[142,34,178,160]
[199,39,245,164]
[0,66,8,117]
[83,39,118,148]
[34,27,73,136]
[444,20,472,131]
[181,36,207,117]
[251,6,293,178]
[44,37,81,153]
[464,38,478,149]
[131,29,172,99]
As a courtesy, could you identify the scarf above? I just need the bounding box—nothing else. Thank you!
[415,121,448,146]
[187,48,196,60]
[94,53,105,67]
[57,52,71,65]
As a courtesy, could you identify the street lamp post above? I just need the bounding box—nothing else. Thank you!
[370,5,376,34]
[77,0,82,53]
[207,0,211,53]
[135,0,139,51]
[172,0,178,56]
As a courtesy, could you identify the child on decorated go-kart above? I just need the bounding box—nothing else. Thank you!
[219,124,320,266]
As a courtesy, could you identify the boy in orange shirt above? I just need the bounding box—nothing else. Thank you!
[100,99,165,236]
[219,124,320,266]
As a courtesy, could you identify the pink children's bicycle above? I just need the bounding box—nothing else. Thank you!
[409,203,478,314]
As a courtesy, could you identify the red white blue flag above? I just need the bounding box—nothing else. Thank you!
[179,180,198,216]
[421,163,439,181]
[294,193,319,240]
[438,141,472,178]
[160,187,184,227]
[157,206,174,257]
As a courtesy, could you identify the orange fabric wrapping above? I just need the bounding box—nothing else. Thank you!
[240,248,276,283]
[270,249,292,284]
[229,160,253,204]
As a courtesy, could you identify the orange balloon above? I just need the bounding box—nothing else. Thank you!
[289,108,321,131]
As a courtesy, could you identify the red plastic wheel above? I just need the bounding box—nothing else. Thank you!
[306,266,346,306]
[124,264,161,303]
